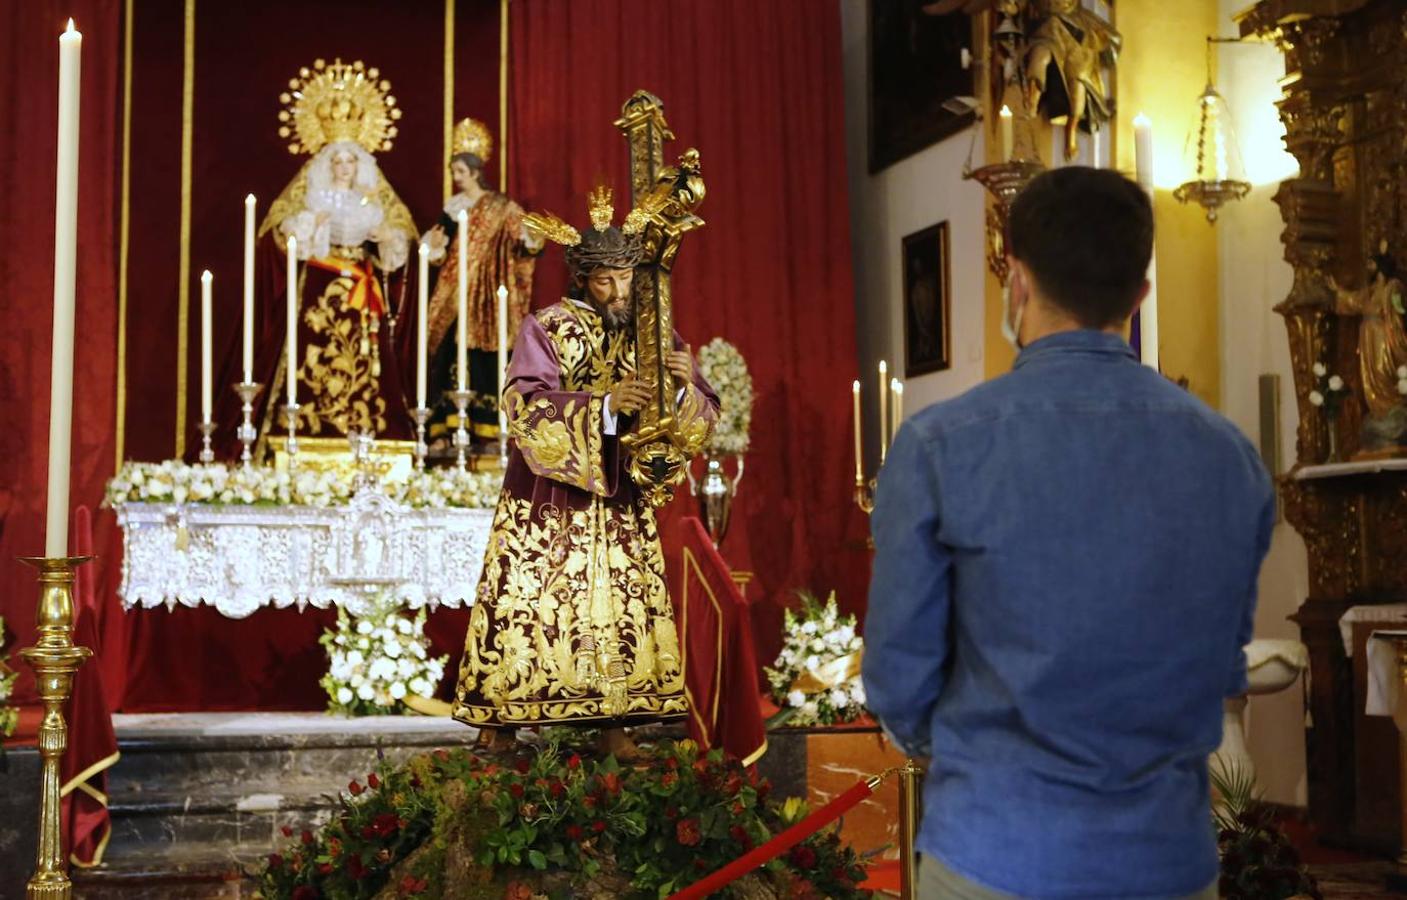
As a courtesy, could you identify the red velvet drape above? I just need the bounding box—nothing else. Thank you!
[0,1,121,704]
[509,0,869,665]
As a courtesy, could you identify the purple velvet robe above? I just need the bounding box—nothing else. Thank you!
[453,300,719,727]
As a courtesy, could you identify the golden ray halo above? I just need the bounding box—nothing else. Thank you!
[277,58,402,156]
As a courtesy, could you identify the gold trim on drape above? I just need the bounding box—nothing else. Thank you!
[443,0,455,199]
[174,0,196,457]
[115,0,134,471]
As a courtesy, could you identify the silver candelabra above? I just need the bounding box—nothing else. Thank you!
[449,389,472,472]
[283,402,301,468]
[411,406,431,470]
[234,381,263,467]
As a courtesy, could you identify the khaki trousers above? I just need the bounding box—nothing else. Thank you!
[918,854,1219,900]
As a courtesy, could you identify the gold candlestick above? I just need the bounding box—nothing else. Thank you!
[19,556,92,900]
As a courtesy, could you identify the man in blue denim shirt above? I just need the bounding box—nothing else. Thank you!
[863,168,1273,899]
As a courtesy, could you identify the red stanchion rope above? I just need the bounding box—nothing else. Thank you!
[666,778,877,900]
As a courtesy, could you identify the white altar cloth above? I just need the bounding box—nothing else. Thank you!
[116,487,493,618]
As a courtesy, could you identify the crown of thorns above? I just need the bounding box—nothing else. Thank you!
[523,184,671,274]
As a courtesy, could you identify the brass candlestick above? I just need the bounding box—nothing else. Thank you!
[19,556,93,900]
[412,406,431,470]
[449,389,472,472]
[897,758,923,900]
[233,381,263,468]
[197,420,216,463]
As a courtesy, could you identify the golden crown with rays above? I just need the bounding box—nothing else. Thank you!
[277,58,402,155]
[452,118,493,162]
[523,183,672,248]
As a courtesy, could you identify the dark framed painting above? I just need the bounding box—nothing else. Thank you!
[868,0,978,173]
[902,222,951,377]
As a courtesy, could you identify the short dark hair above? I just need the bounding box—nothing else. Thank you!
[1007,167,1153,328]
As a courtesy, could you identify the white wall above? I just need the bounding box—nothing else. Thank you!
[839,0,987,459]
[1216,8,1308,807]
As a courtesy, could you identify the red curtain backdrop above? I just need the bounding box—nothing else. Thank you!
[509,0,870,665]
[0,0,121,705]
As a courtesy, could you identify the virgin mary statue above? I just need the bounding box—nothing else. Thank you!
[245,59,418,454]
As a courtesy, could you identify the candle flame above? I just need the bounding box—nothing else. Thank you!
[852,380,860,391]
[286,234,296,250]
[245,193,256,205]
[497,284,508,299]
[891,378,902,392]
[65,18,75,32]
[419,241,429,256]
[201,269,212,283]
[1134,112,1151,128]
[999,104,1012,118]
[457,209,469,223]
[879,360,888,374]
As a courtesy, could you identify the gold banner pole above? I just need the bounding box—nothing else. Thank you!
[899,758,922,900]
[19,556,92,900]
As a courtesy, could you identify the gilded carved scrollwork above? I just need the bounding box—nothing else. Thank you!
[1282,478,1364,599]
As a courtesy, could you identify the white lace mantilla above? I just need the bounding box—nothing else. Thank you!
[117,487,492,618]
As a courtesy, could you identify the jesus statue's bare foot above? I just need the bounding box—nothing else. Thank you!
[598,727,643,762]
[475,726,519,753]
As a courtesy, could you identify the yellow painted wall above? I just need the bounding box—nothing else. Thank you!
[984,0,1222,409]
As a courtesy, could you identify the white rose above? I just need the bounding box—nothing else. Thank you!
[411,643,427,659]
[805,655,821,671]
[1309,390,1325,407]
[1313,362,1327,377]
[1329,375,1344,391]
[410,678,431,696]
[337,686,353,704]
[358,637,371,651]
[350,673,365,687]
[787,690,806,708]
[397,658,416,678]
[849,682,867,705]
[385,642,403,659]
[346,650,364,667]
[389,682,407,700]
[356,620,374,635]
[800,621,817,635]
[829,689,849,708]
[396,619,413,635]
[835,625,855,644]
[356,683,374,701]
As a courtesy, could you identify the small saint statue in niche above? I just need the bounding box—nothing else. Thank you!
[1329,240,1407,454]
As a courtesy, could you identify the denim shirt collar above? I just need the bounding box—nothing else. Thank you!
[1012,329,1136,371]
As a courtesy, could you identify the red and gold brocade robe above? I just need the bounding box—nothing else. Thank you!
[453,300,719,727]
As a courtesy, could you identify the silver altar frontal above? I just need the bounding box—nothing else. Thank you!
[115,487,493,619]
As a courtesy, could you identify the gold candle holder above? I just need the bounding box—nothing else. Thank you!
[18,555,93,900]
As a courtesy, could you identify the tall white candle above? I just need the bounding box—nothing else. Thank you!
[45,19,82,557]
[243,194,255,382]
[497,284,509,435]
[1132,113,1159,369]
[285,235,298,405]
[200,270,213,424]
[417,242,429,409]
[1133,113,1154,191]
[852,380,863,481]
[1091,127,1102,170]
[998,105,1013,163]
[457,209,469,393]
[878,360,889,465]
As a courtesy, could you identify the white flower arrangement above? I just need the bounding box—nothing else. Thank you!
[105,461,501,511]
[0,617,17,739]
[1397,364,1407,397]
[1307,364,1348,417]
[695,338,753,456]
[319,600,447,716]
[765,591,867,727]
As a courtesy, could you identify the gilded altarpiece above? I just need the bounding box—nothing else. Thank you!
[1239,0,1407,850]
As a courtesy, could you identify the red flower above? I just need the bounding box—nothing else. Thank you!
[433,748,450,762]
[504,882,534,900]
[661,771,678,788]
[731,801,745,816]
[345,854,367,879]
[514,757,532,775]
[565,824,584,841]
[549,779,565,798]
[399,874,430,895]
[372,813,400,837]
[367,773,381,790]
[291,887,320,900]
[665,757,679,771]
[267,853,285,870]
[300,829,314,845]
[280,825,294,837]
[832,865,854,888]
[788,844,818,870]
[601,772,621,795]
[786,875,820,900]
[757,780,772,801]
[567,753,582,770]
[730,824,753,851]
[664,803,679,820]
[583,795,598,810]
[348,780,364,796]
[328,837,342,859]
[592,819,607,834]
[676,817,702,846]
[509,782,526,798]
[361,825,377,840]
[317,862,334,875]
[692,759,709,776]
[724,772,743,795]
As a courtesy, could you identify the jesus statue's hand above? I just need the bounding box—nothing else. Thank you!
[666,346,694,384]
[609,374,653,416]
